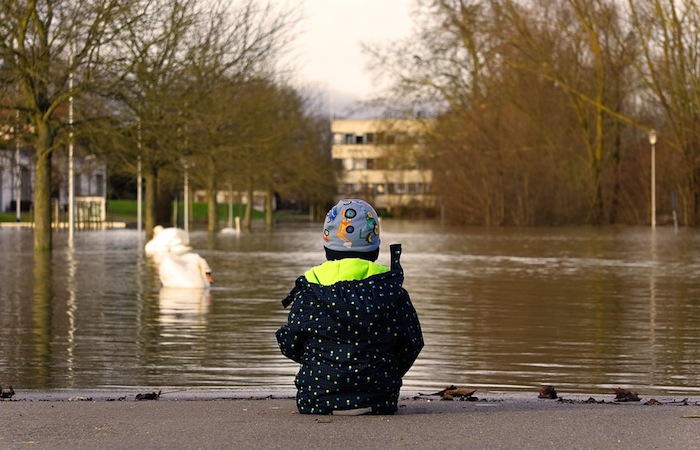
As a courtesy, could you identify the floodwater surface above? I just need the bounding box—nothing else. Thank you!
[1,223,699,396]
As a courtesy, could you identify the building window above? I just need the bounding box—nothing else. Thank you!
[338,183,356,197]
[355,135,364,144]
[74,174,82,196]
[343,158,369,171]
[408,183,421,194]
[388,183,407,194]
[366,133,375,144]
[343,133,354,144]
[341,183,356,195]
[20,167,31,199]
[96,173,104,196]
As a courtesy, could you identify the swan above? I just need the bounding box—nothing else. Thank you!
[145,226,192,256]
[220,216,241,235]
[158,252,213,289]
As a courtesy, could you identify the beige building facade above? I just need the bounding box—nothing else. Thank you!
[331,119,434,213]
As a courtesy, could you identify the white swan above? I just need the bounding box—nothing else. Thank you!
[159,252,213,289]
[145,226,192,256]
[220,216,241,234]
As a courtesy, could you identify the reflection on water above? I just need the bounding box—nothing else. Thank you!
[32,252,52,387]
[1,224,699,396]
[158,287,210,328]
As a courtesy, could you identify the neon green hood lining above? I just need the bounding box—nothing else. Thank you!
[304,259,390,286]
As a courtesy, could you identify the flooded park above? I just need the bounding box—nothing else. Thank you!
[1,222,699,397]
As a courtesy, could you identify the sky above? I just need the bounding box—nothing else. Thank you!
[288,0,416,115]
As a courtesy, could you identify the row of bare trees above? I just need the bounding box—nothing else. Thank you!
[369,0,700,226]
[1,0,335,253]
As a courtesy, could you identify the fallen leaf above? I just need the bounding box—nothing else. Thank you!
[135,390,161,400]
[538,385,558,399]
[614,387,640,402]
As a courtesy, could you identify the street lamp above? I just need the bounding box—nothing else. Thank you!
[14,111,21,222]
[68,57,75,246]
[137,121,142,237]
[649,129,657,229]
[181,158,190,232]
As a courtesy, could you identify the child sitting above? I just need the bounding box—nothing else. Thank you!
[276,199,423,415]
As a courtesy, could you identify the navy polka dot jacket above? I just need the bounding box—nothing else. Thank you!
[276,244,424,415]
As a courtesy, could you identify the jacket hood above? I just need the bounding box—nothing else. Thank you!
[304,259,389,286]
[281,244,406,318]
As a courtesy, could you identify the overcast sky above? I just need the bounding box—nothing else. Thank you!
[286,0,415,115]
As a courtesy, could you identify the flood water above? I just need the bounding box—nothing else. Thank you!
[1,223,699,397]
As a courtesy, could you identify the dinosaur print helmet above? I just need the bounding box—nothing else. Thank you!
[322,199,381,261]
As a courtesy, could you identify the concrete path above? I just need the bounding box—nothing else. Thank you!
[1,390,699,449]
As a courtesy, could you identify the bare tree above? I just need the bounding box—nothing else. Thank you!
[367,0,656,226]
[110,0,203,234]
[626,0,700,225]
[0,0,141,252]
[495,0,642,224]
[182,0,298,233]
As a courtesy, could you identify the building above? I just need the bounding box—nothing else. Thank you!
[0,121,33,216]
[0,147,32,216]
[331,119,434,214]
[55,153,109,224]
[1,143,107,225]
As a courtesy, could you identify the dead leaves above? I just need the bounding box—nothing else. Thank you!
[135,390,161,400]
[420,384,657,404]
[538,385,558,399]
[0,386,15,399]
[440,387,478,401]
[0,387,164,402]
[614,387,641,402]
[541,386,692,405]
[419,385,478,401]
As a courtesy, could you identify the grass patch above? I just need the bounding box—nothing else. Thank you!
[1,200,279,223]
[0,212,31,223]
[106,200,264,223]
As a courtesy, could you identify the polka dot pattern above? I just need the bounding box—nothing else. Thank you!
[276,245,423,415]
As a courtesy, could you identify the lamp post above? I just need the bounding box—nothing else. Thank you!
[649,129,657,229]
[68,57,75,245]
[137,119,142,237]
[15,111,21,222]
[182,159,189,232]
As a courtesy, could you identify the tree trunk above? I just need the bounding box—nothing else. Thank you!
[144,171,156,234]
[692,163,700,226]
[265,188,273,231]
[242,178,253,231]
[33,123,53,253]
[156,191,172,227]
[207,183,219,233]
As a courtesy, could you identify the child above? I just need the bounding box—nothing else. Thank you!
[276,199,423,415]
